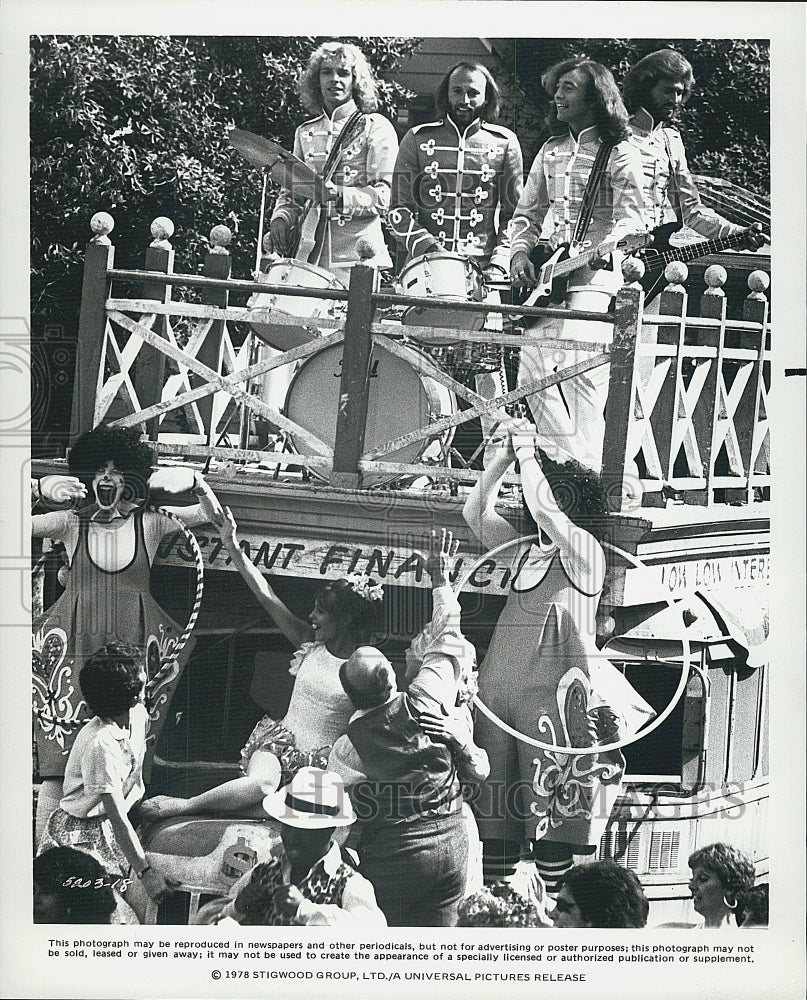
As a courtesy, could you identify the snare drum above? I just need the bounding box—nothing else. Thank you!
[285,340,456,484]
[248,259,346,351]
[398,252,485,341]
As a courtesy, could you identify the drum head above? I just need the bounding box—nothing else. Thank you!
[399,252,485,341]
[248,260,345,350]
[286,341,454,481]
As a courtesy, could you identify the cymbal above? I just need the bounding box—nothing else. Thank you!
[228,128,319,190]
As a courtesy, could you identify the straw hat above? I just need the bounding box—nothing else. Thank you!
[262,767,355,829]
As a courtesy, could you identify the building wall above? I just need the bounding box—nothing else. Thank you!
[395,37,500,99]
[395,36,543,157]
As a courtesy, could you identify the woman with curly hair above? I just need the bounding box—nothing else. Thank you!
[463,417,652,896]
[552,860,649,928]
[32,425,221,842]
[510,58,647,475]
[688,843,756,928]
[269,40,398,281]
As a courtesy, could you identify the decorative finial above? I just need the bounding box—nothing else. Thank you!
[621,255,645,286]
[747,269,770,300]
[150,216,175,249]
[703,264,727,295]
[664,261,688,289]
[90,212,115,244]
[209,225,232,254]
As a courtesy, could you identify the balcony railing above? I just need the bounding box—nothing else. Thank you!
[69,213,771,513]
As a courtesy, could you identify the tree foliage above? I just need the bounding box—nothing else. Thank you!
[498,37,769,194]
[30,35,421,322]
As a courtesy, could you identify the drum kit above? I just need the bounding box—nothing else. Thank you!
[229,128,518,481]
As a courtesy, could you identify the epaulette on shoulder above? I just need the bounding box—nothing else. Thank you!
[482,121,517,140]
[410,120,444,134]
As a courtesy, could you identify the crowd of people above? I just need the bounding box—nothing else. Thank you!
[32,422,765,929]
[31,39,767,929]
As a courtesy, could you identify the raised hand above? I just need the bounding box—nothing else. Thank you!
[36,475,87,504]
[215,505,239,546]
[507,416,539,458]
[425,528,460,587]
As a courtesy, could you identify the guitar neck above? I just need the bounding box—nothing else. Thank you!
[650,229,750,271]
[552,244,601,278]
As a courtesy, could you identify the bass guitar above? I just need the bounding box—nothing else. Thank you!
[633,221,764,303]
[521,232,655,306]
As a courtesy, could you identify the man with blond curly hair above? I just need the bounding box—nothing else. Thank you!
[269,41,398,282]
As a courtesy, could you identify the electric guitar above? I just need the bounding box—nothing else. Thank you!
[521,232,655,306]
[633,221,765,303]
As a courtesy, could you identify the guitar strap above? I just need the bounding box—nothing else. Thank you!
[661,128,684,225]
[310,110,366,267]
[572,141,614,245]
[323,109,364,183]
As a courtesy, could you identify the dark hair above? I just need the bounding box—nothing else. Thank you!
[542,58,631,145]
[315,578,378,644]
[558,861,649,928]
[339,655,394,711]
[736,883,768,927]
[520,454,610,540]
[68,425,153,504]
[435,61,501,122]
[33,848,116,923]
[688,843,756,900]
[622,49,695,114]
[79,642,145,718]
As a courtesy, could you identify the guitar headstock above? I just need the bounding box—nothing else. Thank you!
[616,232,656,253]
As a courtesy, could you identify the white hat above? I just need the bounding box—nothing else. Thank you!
[262,767,355,829]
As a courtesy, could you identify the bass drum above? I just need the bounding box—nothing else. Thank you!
[285,340,456,485]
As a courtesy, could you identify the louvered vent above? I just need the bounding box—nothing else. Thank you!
[598,829,642,871]
[647,829,680,872]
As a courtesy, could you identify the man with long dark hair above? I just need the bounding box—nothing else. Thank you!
[623,49,764,249]
[511,59,647,476]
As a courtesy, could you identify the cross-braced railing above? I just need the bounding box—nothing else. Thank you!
[69,212,770,511]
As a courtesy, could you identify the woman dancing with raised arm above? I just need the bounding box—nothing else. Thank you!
[142,506,382,819]
[463,417,651,895]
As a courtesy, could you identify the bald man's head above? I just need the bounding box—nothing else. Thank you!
[339,646,397,710]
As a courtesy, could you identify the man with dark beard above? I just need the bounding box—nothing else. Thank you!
[623,49,764,249]
[389,62,524,461]
[389,61,523,276]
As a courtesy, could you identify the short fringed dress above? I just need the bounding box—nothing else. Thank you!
[473,537,628,850]
[239,642,354,787]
